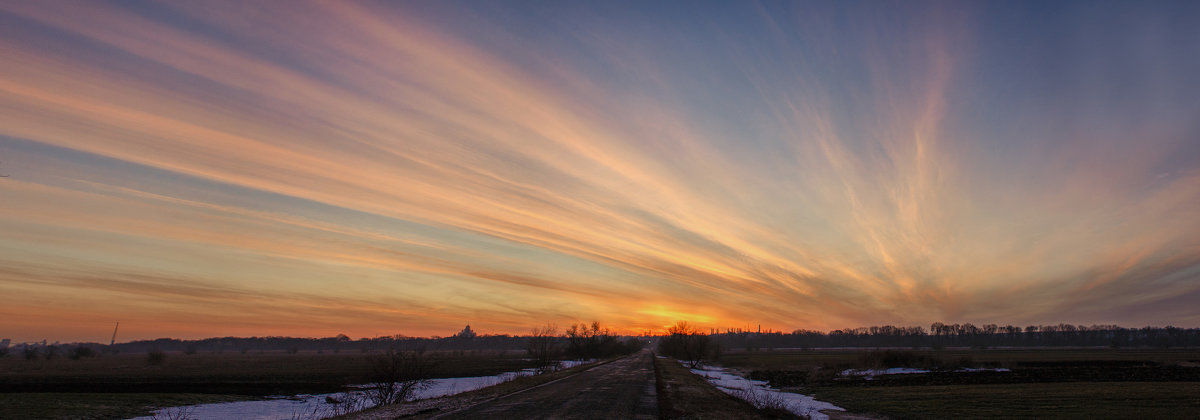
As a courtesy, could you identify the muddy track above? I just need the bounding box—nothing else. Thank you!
[431,350,658,419]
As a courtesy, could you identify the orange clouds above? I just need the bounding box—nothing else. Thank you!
[1,2,1198,342]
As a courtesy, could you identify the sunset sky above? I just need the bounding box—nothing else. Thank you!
[2,1,1199,343]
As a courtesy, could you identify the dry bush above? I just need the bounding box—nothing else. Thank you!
[318,392,368,417]
[365,348,435,406]
[527,324,559,373]
[659,321,717,368]
[733,386,788,411]
[151,406,195,420]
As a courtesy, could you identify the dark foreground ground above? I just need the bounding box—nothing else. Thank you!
[654,354,800,419]
[434,350,658,419]
[811,381,1200,419]
[347,350,785,420]
[717,347,1200,419]
[0,350,538,419]
[7,347,1199,419]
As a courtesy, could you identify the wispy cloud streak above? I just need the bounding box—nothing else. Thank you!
[0,1,1197,341]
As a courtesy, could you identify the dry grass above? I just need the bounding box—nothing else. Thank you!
[716,348,1200,419]
[0,350,542,419]
[717,348,1200,372]
[655,356,798,419]
[339,358,614,419]
[809,382,1200,419]
[0,350,538,395]
[0,392,248,419]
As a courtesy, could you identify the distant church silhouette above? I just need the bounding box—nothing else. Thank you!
[454,324,477,339]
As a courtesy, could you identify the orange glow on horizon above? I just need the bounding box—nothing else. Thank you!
[1,1,1198,343]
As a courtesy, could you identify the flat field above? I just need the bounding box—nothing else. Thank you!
[715,348,1200,419]
[0,350,539,419]
[0,393,249,420]
[718,348,1200,371]
[811,382,1200,419]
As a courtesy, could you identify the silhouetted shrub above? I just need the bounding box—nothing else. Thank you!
[563,321,640,360]
[365,348,434,406]
[526,324,559,373]
[658,321,718,368]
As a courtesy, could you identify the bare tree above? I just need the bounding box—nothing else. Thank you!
[565,321,622,359]
[658,321,715,368]
[527,324,558,373]
[365,347,435,406]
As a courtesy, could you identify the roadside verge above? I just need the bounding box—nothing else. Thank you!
[653,356,799,419]
[336,358,618,419]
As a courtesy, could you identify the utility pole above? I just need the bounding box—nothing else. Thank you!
[110,322,119,346]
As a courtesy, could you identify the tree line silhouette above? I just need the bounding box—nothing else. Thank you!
[714,323,1200,350]
[6,322,1196,360]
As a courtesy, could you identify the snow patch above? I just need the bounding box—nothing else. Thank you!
[688,364,844,420]
[840,367,1011,379]
[840,367,930,378]
[955,367,1011,372]
[129,359,593,420]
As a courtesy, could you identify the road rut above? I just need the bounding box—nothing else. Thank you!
[433,350,658,419]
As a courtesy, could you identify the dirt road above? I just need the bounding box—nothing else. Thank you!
[432,351,658,419]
